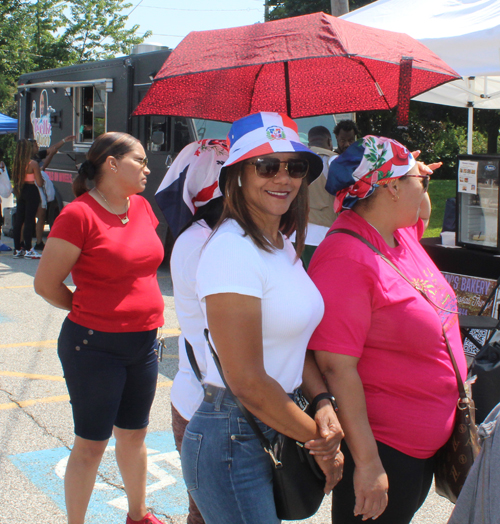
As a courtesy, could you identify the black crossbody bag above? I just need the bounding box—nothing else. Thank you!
[183,331,326,520]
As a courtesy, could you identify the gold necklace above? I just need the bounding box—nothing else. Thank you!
[94,187,130,224]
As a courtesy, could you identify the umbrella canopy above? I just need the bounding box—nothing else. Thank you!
[134,12,459,123]
[0,113,17,134]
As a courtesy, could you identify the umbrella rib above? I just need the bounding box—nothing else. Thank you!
[248,64,265,115]
[349,56,391,110]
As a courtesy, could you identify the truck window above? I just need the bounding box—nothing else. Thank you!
[75,86,107,143]
[146,116,170,152]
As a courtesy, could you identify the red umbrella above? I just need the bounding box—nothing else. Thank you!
[134,12,459,125]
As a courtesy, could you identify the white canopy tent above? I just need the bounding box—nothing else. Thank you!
[342,0,500,153]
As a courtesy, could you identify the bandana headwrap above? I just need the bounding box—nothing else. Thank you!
[326,135,415,212]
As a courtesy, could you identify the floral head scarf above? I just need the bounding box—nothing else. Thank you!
[326,135,416,212]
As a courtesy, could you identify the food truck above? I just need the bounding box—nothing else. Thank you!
[16,45,229,256]
[16,45,350,258]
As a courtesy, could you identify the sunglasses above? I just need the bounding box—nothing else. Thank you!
[405,174,430,192]
[136,156,148,167]
[246,157,309,179]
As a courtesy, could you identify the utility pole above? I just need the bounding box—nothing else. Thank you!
[331,0,349,16]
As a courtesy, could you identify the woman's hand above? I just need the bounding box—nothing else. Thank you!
[314,450,344,494]
[412,150,442,174]
[305,401,343,459]
[353,459,389,521]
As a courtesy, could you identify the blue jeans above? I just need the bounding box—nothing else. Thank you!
[181,388,281,524]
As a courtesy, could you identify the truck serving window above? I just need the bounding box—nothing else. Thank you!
[76,86,106,143]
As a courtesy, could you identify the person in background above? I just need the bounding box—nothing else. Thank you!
[0,147,8,227]
[299,125,338,268]
[308,136,465,523]
[182,112,344,524]
[12,139,43,259]
[0,147,13,251]
[33,135,76,252]
[333,119,359,154]
[168,139,229,524]
[34,132,165,524]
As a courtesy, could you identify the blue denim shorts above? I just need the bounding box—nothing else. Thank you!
[58,317,159,441]
[181,387,282,524]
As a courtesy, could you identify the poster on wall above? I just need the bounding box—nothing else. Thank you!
[458,160,478,195]
[442,272,500,356]
[30,89,54,147]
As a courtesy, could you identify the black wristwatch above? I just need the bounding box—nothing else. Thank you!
[310,392,338,413]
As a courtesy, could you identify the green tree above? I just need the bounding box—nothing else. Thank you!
[62,0,152,62]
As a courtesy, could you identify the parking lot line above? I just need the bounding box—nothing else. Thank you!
[0,395,69,410]
[0,340,57,348]
[0,330,180,350]
[0,284,34,289]
[0,381,173,411]
[0,371,64,382]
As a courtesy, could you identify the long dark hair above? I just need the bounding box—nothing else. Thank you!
[13,139,36,195]
[213,162,309,257]
[73,132,139,197]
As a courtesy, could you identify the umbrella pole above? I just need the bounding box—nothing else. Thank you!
[284,61,291,117]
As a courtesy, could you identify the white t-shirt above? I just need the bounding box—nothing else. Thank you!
[170,220,212,420]
[196,219,325,393]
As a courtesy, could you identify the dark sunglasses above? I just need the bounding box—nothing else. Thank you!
[246,157,309,179]
[405,174,430,192]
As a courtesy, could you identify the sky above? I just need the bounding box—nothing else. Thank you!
[123,0,266,50]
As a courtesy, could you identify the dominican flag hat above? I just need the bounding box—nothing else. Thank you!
[219,112,323,193]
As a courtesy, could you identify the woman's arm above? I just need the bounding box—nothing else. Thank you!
[207,292,320,441]
[302,350,343,456]
[315,351,389,521]
[41,135,76,170]
[34,237,81,310]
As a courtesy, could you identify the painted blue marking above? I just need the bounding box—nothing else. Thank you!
[0,313,10,323]
[8,431,188,520]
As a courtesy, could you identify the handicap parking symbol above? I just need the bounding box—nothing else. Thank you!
[8,431,188,521]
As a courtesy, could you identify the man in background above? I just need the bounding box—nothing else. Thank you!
[301,126,338,268]
[333,119,359,154]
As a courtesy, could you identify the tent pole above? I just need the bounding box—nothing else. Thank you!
[467,77,474,154]
[467,105,473,154]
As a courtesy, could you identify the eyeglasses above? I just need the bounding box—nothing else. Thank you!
[245,157,309,179]
[405,175,430,192]
[136,156,148,167]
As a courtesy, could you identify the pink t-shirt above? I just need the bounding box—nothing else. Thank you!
[307,210,467,459]
[49,192,164,333]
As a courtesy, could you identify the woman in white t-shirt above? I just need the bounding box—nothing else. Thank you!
[167,138,229,524]
[181,112,344,524]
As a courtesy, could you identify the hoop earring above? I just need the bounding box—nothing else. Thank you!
[238,175,242,187]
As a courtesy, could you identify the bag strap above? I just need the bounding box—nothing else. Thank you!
[203,328,282,467]
[184,338,203,383]
[327,228,467,400]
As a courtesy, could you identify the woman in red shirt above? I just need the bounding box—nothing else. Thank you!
[35,132,165,524]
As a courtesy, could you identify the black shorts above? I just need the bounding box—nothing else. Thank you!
[58,317,159,441]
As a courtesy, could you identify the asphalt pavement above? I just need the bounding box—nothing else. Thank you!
[0,231,455,524]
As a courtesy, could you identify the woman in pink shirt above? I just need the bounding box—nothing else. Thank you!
[308,136,466,523]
